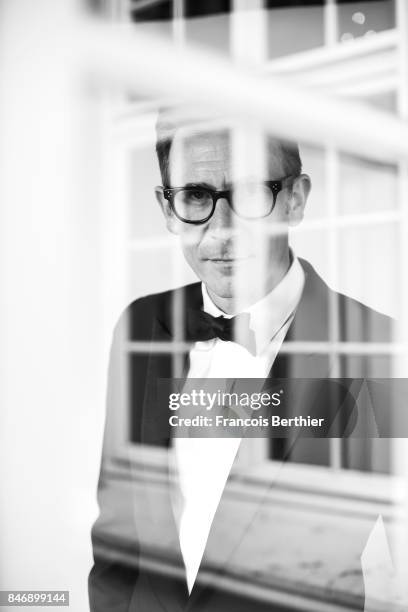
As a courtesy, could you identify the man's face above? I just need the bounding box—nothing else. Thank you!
[157,130,309,309]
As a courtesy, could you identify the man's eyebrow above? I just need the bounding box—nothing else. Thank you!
[181,182,219,190]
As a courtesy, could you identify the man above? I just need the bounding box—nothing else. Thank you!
[89,110,394,611]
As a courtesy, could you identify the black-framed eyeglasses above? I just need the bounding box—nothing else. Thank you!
[161,175,293,224]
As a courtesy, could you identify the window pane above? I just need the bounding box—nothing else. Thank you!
[337,0,395,43]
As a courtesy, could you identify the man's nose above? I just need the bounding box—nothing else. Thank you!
[207,197,234,231]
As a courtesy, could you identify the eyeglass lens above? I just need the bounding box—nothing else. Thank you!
[173,183,275,222]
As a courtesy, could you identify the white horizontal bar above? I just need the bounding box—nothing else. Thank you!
[126,341,193,353]
[285,51,395,89]
[293,210,400,233]
[266,29,398,75]
[125,341,407,356]
[278,342,406,356]
[125,211,400,252]
[267,32,398,99]
[77,20,408,164]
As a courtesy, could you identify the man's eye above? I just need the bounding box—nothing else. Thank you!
[187,190,206,202]
[191,191,205,200]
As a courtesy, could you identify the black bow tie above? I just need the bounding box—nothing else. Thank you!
[186,309,256,355]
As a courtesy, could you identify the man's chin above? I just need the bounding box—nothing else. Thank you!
[204,278,236,300]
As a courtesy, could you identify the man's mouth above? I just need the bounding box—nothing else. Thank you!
[207,257,251,263]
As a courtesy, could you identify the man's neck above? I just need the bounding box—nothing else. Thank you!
[207,251,291,315]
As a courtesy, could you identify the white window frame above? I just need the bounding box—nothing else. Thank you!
[98,0,408,507]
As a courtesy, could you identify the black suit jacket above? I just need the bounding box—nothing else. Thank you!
[89,258,393,612]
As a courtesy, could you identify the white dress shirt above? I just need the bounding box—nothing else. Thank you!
[172,255,305,594]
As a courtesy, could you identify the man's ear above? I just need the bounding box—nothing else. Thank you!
[155,187,180,234]
[286,174,311,227]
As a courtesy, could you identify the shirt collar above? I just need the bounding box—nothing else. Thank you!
[201,253,305,355]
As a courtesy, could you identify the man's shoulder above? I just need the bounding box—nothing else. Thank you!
[114,282,201,340]
[299,258,392,342]
[337,288,392,342]
[127,282,201,314]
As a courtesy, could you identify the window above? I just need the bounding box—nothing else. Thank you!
[94,1,408,608]
[100,0,405,477]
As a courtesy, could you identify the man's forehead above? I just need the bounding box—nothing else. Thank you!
[172,131,230,162]
[169,130,286,185]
